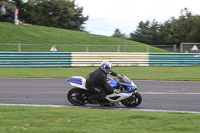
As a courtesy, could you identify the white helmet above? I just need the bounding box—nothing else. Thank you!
[100,61,112,74]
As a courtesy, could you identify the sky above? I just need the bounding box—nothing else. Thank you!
[75,0,200,36]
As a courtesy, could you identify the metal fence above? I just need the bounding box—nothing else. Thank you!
[0,43,177,53]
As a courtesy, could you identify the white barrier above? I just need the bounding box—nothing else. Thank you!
[71,52,149,66]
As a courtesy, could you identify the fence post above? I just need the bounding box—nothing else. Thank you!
[117,45,120,52]
[180,43,183,53]
[86,44,89,52]
[174,44,177,53]
[123,34,126,52]
[146,45,149,53]
[18,43,21,52]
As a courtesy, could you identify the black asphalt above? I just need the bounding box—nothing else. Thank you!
[0,78,200,112]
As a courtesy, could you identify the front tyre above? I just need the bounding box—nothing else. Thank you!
[121,92,142,107]
[67,88,88,106]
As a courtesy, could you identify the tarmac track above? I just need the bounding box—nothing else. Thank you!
[0,78,200,113]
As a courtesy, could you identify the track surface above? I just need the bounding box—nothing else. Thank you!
[0,78,200,112]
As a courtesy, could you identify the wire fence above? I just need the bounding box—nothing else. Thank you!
[0,43,178,53]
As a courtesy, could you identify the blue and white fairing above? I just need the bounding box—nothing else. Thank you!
[105,75,138,102]
[107,75,137,93]
[67,76,87,90]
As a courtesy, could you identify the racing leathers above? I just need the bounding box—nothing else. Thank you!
[85,67,118,102]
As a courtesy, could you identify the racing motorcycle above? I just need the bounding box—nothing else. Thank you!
[67,75,142,107]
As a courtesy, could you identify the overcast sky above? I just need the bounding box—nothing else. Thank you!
[75,0,200,36]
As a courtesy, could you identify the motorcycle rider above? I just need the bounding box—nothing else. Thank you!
[86,61,121,104]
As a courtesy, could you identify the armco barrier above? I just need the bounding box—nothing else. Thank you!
[0,52,200,67]
[149,53,200,66]
[71,52,149,66]
[0,52,71,67]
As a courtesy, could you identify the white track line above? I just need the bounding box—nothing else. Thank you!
[140,92,200,95]
[0,103,199,114]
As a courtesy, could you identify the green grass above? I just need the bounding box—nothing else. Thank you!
[0,22,167,52]
[0,105,199,133]
[0,66,200,81]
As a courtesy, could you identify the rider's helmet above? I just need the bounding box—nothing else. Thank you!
[100,61,112,74]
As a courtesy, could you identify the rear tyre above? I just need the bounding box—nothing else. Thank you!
[121,92,142,107]
[67,88,88,106]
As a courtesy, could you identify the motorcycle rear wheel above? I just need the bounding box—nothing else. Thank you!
[67,88,88,106]
[121,92,142,107]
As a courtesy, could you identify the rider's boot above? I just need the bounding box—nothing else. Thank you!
[87,96,99,104]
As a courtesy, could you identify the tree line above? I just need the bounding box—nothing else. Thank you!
[0,0,88,31]
[112,8,200,46]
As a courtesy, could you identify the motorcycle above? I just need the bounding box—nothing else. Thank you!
[67,75,142,107]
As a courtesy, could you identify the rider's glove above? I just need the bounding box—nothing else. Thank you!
[113,89,121,94]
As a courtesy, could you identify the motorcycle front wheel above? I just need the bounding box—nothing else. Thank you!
[67,88,88,106]
[121,92,142,107]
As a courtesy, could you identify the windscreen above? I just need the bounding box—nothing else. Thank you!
[120,75,131,83]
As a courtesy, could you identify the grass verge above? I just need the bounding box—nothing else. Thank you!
[0,22,167,52]
[0,105,199,133]
[0,66,200,81]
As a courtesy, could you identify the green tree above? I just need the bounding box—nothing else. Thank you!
[165,8,194,45]
[112,28,124,38]
[130,8,199,47]
[130,19,161,45]
[185,15,200,42]
[69,1,88,31]
[12,0,88,31]
[158,20,172,45]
